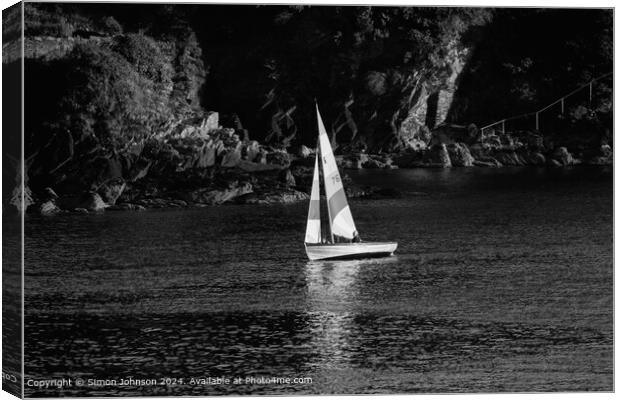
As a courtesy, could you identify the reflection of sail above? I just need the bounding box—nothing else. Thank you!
[304,260,362,369]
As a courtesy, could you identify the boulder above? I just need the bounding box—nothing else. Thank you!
[195,142,217,168]
[204,111,219,132]
[244,140,261,162]
[81,192,107,211]
[39,200,60,215]
[551,146,574,166]
[98,179,126,205]
[447,143,474,167]
[297,145,314,158]
[221,142,243,167]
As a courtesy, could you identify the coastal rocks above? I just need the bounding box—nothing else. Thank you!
[57,192,107,211]
[266,150,291,168]
[473,159,502,167]
[56,191,107,212]
[185,181,253,205]
[240,189,309,205]
[338,154,365,169]
[492,151,525,166]
[520,151,546,166]
[204,112,220,132]
[361,158,385,169]
[38,200,61,215]
[586,144,613,165]
[97,179,126,205]
[296,145,314,158]
[221,142,243,167]
[243,141,261,162]
[447,143,474,166]
[81,192,107,211]
[398,116,431,150]
[427,144,452,167]
[551,146,574,166]
[195,142,217,168]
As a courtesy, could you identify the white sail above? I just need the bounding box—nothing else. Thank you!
[305,153,322,243]
[316,105,358,239]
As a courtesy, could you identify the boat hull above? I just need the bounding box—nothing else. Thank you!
[305,242,398,261]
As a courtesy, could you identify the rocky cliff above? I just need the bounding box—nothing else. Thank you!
[2,4,613,214]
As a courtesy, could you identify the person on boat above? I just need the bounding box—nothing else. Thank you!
[352,231,361,243]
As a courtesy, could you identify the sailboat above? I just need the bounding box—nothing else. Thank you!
[304,105,398,261]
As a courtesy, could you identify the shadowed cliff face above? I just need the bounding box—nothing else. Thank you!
[4,4,613,212]
[192,5,491,151]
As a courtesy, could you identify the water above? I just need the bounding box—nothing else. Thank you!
[22,167,612,396]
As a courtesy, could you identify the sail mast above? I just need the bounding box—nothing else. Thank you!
[319,142,335,243]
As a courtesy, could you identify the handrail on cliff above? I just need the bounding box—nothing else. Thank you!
[479,72,613,136]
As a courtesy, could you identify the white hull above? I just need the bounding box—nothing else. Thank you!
[305,242,398,261]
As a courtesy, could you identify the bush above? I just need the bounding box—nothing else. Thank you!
[113,33,172,84]
[102,16,123,35]
[60,42,172,149]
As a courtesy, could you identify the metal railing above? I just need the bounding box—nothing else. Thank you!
[479,72,613,137]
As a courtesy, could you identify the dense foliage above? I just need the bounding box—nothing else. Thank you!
[194,6,491,149]
[16,4,615,193]
[451,9,612,132]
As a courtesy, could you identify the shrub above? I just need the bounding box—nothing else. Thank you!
[102,16,123,35]
[113,33,172,84]
[60,42,171,149]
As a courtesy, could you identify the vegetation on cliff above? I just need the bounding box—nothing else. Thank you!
[2,4,613,213]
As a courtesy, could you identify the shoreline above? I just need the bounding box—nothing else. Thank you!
[13,163,611,216]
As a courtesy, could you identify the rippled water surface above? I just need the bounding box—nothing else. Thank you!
[24,167,613,396]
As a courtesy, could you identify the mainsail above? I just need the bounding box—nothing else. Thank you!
[316,105,358,239]
[304,153,322,243]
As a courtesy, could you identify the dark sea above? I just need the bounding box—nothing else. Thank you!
[23,167,613,396]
